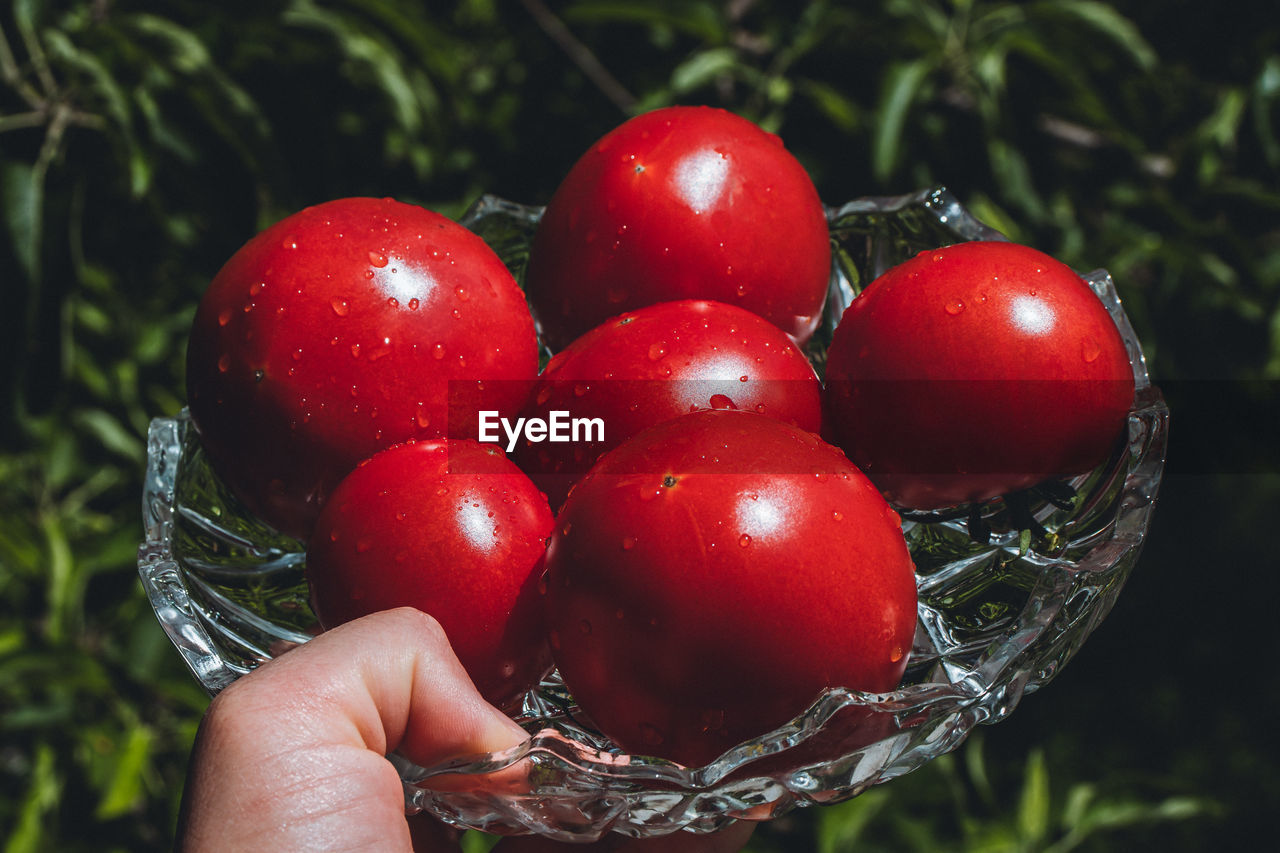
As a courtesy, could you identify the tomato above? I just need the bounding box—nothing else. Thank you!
[186,197,539,540]
[306,439,554,710]
[543,409,917,767]
[822,241,1136,511]
[511,299,822,509]
[523,106,831,352]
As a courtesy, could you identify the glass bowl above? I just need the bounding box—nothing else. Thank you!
[137,187,1168,842]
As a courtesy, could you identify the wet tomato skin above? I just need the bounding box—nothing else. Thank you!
[543,409,918,767]
[513,299,822,509]
[306,439,554,710]
[186,197,539,540]
[524,106,831,351]
[822,241,1136,511]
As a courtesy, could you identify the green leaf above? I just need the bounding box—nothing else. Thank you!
[1059,782,1096,831]
[670,47,739,93]
[94,724,153,820]
[284,3,422,134]
[1031,0,1157,70]
[71,409,145,463]
[1,160,42,286]
[1016,748,1050,845]
[1254,56,1280,167]
[873,58,931,182]
[562,2,727,43]
[798,79,862,133]
[4,741,59,853]
[816,788,892,853]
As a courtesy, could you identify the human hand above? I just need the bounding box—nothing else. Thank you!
[177,607,754,852]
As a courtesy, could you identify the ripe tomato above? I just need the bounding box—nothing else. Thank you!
[543,409,917,767]
[524,106,831,352]
[306,439,554,710]
[822,241,1136,511]
[186,197,539,539]
[511,299,822,509]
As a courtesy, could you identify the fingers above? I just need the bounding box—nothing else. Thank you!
[179,607,527,852]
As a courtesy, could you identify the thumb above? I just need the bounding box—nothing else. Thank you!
[179,607,527,852]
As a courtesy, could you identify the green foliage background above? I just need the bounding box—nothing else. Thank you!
[1,1,1274,850]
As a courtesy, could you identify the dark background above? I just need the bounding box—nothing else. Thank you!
[2,2,1275,850]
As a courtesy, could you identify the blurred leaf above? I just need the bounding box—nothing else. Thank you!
[798,79,862,134]
[285,1,423,135]
[94,723,153,820]
[1032,0,1157,70]
[874,58,931,182]
[71,409,145,464]
[4,742,59,853]
[1016,748,1050,846]
[1,160,42,285]
[670,46,738,93]
[562,1,727,43]
[1254,55,1280,167]
[815,788,890,853]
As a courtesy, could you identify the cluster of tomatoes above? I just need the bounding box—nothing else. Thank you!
[186,106,1135,767]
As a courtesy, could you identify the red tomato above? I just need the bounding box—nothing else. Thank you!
[186,197,539,539]
[511,299,822,509]
[822,241,1136,511]
[524,106,831,352]
[306,439,554,710]
[543,409,917,767]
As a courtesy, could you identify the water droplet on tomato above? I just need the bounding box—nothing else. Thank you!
[621,536,636,550]
[350,343,361,358]
[535,386,553,406]
[355,537,372,553]
[738,533,752,548]
[455,286,469,302]
[709,394,736,410]
[330,298,350,317]
[217,354,230,373]
[647,342,667,361]
[431,343,446,360]
[408,297,420,310]
[415,404,431,429]
[217,309,232,327]
[368,251,388,268]
[945,300,965,316]
[573,383,589,397]
[832,510,844,522]
[1082,336,1101,363]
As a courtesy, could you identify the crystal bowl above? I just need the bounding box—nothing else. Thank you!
[137,187,1168,841]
